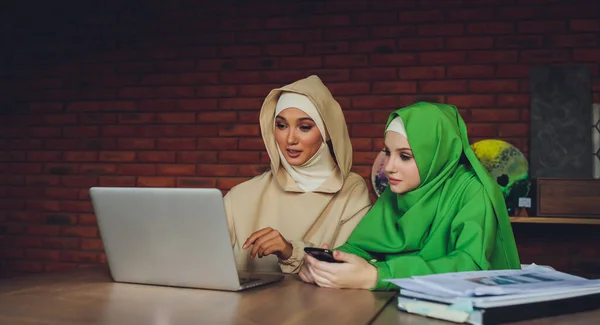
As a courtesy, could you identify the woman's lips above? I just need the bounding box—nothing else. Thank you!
[286,149,301,158]
[388,178,401,185]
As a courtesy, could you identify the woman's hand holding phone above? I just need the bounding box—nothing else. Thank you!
[299,244,378,289]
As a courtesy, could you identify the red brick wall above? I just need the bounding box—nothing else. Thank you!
[1,0,599,277]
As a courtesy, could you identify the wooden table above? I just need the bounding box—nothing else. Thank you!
[0,267,395,325]
[1,268,600,325]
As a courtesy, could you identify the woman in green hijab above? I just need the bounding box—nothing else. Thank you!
[299,102,521,290]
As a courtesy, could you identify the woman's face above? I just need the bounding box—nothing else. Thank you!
[383,131,421,194]
[274,108,323,166]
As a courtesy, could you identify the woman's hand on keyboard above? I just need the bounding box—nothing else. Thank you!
[243,227,293,260]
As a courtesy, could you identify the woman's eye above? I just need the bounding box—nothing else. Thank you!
[382,149,390,156]
[275,123,287,129]
[400,154,412,161]
[299,125,313,132]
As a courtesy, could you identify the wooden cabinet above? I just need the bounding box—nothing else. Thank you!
[536,178,600,219]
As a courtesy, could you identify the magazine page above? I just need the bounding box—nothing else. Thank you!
[387,264,600,297]
[400,285,600,308]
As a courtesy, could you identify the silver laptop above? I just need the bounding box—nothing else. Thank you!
[90,187,283,291]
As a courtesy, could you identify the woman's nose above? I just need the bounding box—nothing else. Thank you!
[286,129,298,144]
[383,156,395,174]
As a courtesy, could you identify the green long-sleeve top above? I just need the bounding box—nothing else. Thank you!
[336,103,521,290]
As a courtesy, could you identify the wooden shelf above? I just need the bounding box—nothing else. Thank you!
[510,217,600,225]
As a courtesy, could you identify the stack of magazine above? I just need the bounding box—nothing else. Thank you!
[386,264,600,325]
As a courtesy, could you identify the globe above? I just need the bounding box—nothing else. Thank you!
[471,139,531,215]
[371,150,388,197]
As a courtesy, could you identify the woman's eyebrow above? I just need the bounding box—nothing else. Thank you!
[275,115,286,121]
[297,117,314,122]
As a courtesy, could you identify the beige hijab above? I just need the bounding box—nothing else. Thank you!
[223,75,371,273]
[274,92,337,191]
[260,75,354,193]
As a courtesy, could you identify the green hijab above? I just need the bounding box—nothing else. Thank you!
[336,102,520,290]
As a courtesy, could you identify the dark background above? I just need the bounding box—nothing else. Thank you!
[1,0,599,278]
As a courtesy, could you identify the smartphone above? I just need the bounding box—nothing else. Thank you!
[303,247,342,263]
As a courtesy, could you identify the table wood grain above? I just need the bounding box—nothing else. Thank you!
[4,267,598,325]
[0,267,395,325]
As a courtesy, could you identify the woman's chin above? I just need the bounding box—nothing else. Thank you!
[389,184,407,194]
[284,155,307,166]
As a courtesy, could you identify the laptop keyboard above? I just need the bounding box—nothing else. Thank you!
[239,277,260,284]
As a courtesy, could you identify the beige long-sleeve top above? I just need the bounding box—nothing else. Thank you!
[224,171,370,273]
[223,75,372,273]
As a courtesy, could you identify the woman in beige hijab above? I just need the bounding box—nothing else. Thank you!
[224,75,371,274]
